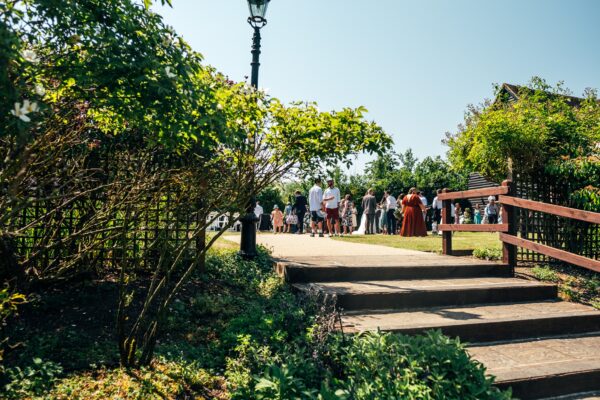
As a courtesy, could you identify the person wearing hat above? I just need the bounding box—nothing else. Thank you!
[485,197,499,224]
[271,204,284,234]
[323,177,341,237]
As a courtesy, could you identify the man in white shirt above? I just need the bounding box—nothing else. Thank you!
[254,201,264,231]
[323,177,341,237]
[384,190,397,235]
[418,190,428,222]
[308,178,324,237]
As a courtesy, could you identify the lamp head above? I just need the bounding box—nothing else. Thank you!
[247,0,270,28]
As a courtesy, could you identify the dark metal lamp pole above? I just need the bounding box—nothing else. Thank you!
[239,0,270,259]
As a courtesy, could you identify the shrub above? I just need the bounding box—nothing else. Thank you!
[532,266,560,282]
[473,247,502,261]
[249,330,510,400]
[327,330,510,400]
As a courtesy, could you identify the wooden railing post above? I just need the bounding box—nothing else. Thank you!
[501,180,517,274]
[442,188,452,255]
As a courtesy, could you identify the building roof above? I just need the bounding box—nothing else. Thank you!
[495,83,586,107]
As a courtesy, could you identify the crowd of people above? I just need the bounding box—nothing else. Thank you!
[254,178,504,237]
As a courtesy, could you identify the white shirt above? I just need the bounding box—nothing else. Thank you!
[419,195,428,207]
[386,195,397,210]
[254,204,263,218]
[323,187,341,209]
[432,196,443,210]
[308,185,324,212]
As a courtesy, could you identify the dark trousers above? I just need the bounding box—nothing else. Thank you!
[386,209,397,234]
[366,213,376,234]
[296,211,306,233]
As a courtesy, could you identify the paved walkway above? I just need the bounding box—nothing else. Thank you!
[224,232,423,257]
[224,233,497,263]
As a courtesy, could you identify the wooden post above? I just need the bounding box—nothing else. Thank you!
[501,180,517,274]
[442,188,452,255]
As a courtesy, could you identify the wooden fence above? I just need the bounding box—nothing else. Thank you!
[437,180,600,274]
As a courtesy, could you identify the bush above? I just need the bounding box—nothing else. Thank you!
[532,266,560,282]
[328,330,509,399]
[473,247,502,261]
[249,330,510,400]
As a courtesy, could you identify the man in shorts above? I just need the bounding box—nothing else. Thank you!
[308,178,324,237]
[323,177,341,237]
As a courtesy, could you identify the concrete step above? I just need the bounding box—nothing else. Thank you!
[294,277,557,311]
[469,334,600,399]
[278,262,511,283]
[342,301,600,342]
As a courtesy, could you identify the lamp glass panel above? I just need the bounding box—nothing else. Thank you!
[248,0,270,19]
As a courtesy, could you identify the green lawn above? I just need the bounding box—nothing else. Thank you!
[333,232,502,253]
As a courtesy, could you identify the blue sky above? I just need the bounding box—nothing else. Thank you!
[153,0,600,173]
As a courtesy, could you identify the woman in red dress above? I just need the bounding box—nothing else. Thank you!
[400,188,427,237]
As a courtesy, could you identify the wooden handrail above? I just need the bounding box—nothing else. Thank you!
[440,178,599,274]
[500,233,600,273]
[437,186,509,201]
[499,195,600,224]
[439,224,509,232]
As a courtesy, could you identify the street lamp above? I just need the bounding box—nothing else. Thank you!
[239,0,270,259]
[247,0,269,88]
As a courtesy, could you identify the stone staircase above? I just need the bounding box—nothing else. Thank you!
[278,255,600,400]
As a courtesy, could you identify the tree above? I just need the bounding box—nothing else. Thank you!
[446,78,600,182]
[257,187,285,215]
[1,0,393,367]
[413,156,467,199]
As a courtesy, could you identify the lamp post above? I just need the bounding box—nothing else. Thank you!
[239,0,270,259]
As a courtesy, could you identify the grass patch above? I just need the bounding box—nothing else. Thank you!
[333,232,502,254]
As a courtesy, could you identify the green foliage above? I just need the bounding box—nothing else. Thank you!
[532,266,560,283]
[3,247,511,399]
[254,364,317,400]
[250,330,510,400]
[0,287,25,324]
[473,247,502,261]
[446,78,600,182]
[2,0,392,369]
[325,330,510,400]
[3,358,63,399]
[531,264,599,308]
[257,187,286,214]
[0,286,25,372]
[284,149,468,210]
[267,102,393,170]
